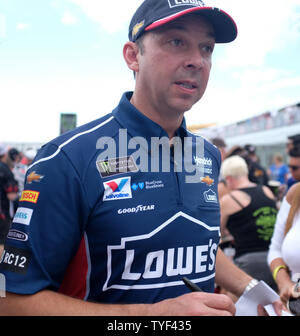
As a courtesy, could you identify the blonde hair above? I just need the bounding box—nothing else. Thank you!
[221,155,248,179]
[285,183,300,235]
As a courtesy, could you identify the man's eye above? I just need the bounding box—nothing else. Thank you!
[170,39,183,47]
[203,45,214,54]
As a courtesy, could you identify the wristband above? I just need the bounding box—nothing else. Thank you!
[243,279,259,294]
[272,265,288,282]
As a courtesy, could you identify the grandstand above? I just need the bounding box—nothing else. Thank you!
[4,142,43,154]
[4,102,300,168]
[193,101,300,167]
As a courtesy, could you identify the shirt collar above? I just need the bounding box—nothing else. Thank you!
[112,92,188,143]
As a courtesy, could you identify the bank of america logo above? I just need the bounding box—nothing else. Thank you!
[103,177,132,201]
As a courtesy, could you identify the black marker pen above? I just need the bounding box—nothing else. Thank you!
[182,277,203,292]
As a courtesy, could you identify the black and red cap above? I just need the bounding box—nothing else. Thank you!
[129,0,237,43]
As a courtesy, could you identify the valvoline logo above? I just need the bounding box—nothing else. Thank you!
[103,177,132,201]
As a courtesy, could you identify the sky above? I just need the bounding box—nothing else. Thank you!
[0,0,300,143]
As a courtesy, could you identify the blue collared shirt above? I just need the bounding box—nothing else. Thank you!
[1,92,221,303]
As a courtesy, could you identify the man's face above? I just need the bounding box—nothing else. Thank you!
[134,14,215,119]
[288,156,300,181]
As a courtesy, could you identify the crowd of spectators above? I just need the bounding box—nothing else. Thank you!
[0,143,37,256]
[212,134,300,308]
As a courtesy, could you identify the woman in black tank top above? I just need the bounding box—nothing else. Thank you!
[220,156,278,290]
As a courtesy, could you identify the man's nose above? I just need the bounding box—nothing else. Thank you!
[183,50,204,70]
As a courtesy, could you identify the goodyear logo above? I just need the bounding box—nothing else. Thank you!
[20,190,40,204]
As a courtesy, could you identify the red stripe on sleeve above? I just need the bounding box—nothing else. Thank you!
[58,236,89,300]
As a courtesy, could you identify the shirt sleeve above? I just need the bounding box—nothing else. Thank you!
[4,174,18,195]
[0,143,90,294]
[267,197,290,265]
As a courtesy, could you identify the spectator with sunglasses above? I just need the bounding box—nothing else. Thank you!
[286,134,300,154]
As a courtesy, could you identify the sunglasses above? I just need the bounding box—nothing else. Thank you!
[289,165,300,171]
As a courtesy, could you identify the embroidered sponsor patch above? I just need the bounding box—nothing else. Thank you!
[117,204,155,215]
[26,171,44,184]
[168,0,205,8]
[204,189,218,203]
[103,177,132,201]
[20,190,40,204]
[97,156,138,178]
[132,180,165,191]
[201,176,214,186]
[132,20,145,39]
[7,229,28,242]
[13,207,33,225]
[0,246,31,274]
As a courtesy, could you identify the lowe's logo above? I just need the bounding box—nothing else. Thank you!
[168,0,205,8]
[103,177,132,201]
[204,189,218,203]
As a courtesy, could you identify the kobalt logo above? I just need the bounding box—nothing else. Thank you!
[118,205,155,215]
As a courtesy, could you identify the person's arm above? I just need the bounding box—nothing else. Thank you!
[0,290,149,316]
[215,249,283,316]
[269,258,294,304]
[218,181,229,200]
[215,248,252,297]
[268,183,300,304]
[262,185,276,200]
[219,195,233,239]
[0,288,236,316]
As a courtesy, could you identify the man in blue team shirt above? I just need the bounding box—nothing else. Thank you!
[0,0,282,316]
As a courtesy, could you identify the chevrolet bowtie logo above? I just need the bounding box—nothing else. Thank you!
[132,20,145,39]
[26,171,44,184]
[201,176,214,186]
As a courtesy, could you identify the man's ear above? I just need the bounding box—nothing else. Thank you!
[123,42,139,73]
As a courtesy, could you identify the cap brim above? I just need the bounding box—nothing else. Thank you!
[145,7,237,43]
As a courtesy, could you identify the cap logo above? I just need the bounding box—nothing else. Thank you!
[168,0,205,8]
[132,20,145,39]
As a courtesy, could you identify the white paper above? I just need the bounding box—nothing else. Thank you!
[235,280,280,316]
[264,304,294,316]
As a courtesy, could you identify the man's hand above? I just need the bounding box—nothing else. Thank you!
[257,300,285,316]
[151,292,236,316]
